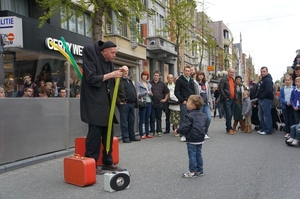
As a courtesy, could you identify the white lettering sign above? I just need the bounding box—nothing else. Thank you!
[0,16,23,47]
[44,37,83,56]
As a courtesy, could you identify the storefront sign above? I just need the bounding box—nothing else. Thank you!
[0,16,23,47]
[207,65,215,71]
[45,37,83,56]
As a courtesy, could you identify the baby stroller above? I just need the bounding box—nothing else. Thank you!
[276,107,285,132]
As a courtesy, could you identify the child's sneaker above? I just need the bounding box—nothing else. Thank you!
[292,139,298,146]
[286,137,294,143]
[195,172,204,177]
[182,171,196,178]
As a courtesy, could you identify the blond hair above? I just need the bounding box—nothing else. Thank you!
[188,95,204,110]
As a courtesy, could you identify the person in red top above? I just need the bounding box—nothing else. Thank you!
[218,68,236,135]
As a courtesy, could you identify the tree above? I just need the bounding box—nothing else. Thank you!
[158,0,200,76]
[36,0,148,42]
[193,11,217,71]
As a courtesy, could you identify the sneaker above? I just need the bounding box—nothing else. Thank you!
[284,134,290,138]
[182,171,196,178]
[163,131,170,134]
[174,133,179,137]
[150,133,154,137]
[146,135,154,138]
[157,132,162,137]
[141,135,146,139]
[180,136,186,142]
[195,172,204,177]
[292,139,298,146]
[259,131,266,135]
[204,134,209,140]
[96,168,105,175]
[286,137,294,143]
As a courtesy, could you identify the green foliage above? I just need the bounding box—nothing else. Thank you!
[35,0,148,41]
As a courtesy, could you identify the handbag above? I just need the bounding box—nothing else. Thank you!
[138,98,147,108]
[168,99,180,105]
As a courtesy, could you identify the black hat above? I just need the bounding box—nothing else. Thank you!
[235,75,242,80]
[100,41,117,51]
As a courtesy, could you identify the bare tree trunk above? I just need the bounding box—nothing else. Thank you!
[93,1,104,42]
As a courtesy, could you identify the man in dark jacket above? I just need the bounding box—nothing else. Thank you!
[175,65,195,141]
[80,40,124,173]
[149,70,170,137]
[117,66,140,143]
[256,66,274,135]
[218,67,236,134]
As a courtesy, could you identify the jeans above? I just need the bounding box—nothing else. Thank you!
[164,108,170,132]
[187,143,203,173]
[200,104,211,135]
[179,103,188,137]
[117,103,135,141]
[224,99,235,130]
[258,98,273,134]
[290,124,300,139]
[138,102,152,136]
[150,103,164,133]
[217,102,224,118]
[282,106,295,133]
[85,124,113,166]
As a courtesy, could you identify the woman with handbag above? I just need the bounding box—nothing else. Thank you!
[195,71,213,139]
[136,71,154,139]
[167,74,180,136]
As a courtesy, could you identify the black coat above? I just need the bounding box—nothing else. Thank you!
[174,75,195,103]
[177,109,207,142]
[80,41,118,126]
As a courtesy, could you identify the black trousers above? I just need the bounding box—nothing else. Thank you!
[85,124,113,166]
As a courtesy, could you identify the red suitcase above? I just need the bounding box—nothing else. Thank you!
[64,154,96,187]
[75,136,119,166]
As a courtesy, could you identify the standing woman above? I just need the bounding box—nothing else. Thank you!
[233,76,245,133]
[195,71,212,139]
[136,71,154,139]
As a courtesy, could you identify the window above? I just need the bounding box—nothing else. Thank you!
[0,0,28,16]
[60,8,92,38]
[130,16,140,42]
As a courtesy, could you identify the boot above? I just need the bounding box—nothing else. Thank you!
[239,120,246,132]
[232,120,238,133]
[247,125,252,133]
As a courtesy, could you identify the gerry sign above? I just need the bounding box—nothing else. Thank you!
[45,37,83,56]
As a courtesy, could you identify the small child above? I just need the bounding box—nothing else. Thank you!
[279,74,295,138]
[0,86,5,98]
[242,90,252,133]
[290,77,300,124]
[174,95,207,178]
[286,124,300,146]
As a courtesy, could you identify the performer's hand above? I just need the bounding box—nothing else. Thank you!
[111,70,123,78]
[120,65,128,72]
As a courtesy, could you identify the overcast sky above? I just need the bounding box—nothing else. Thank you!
[200,0,300,82]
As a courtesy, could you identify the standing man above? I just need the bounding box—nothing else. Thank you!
[175,65,196,141]
[23,73,37,97]
[256,66,274,135]
[218,68,236,135]
[149,70,170,137]
[80,40,124,173]
[117,66,140,143]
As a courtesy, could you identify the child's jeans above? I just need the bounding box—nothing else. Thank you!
[289,124,300,139]
[187,143,203,173]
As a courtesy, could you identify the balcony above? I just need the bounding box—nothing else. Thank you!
[146,36,177,56]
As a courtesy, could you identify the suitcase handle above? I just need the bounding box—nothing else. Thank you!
[74,154,84,160]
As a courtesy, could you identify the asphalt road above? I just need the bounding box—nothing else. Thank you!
[0,117,300,199]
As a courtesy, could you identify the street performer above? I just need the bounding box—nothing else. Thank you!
[80,40,126,174]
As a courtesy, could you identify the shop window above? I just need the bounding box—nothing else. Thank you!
[2,50,83,98]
